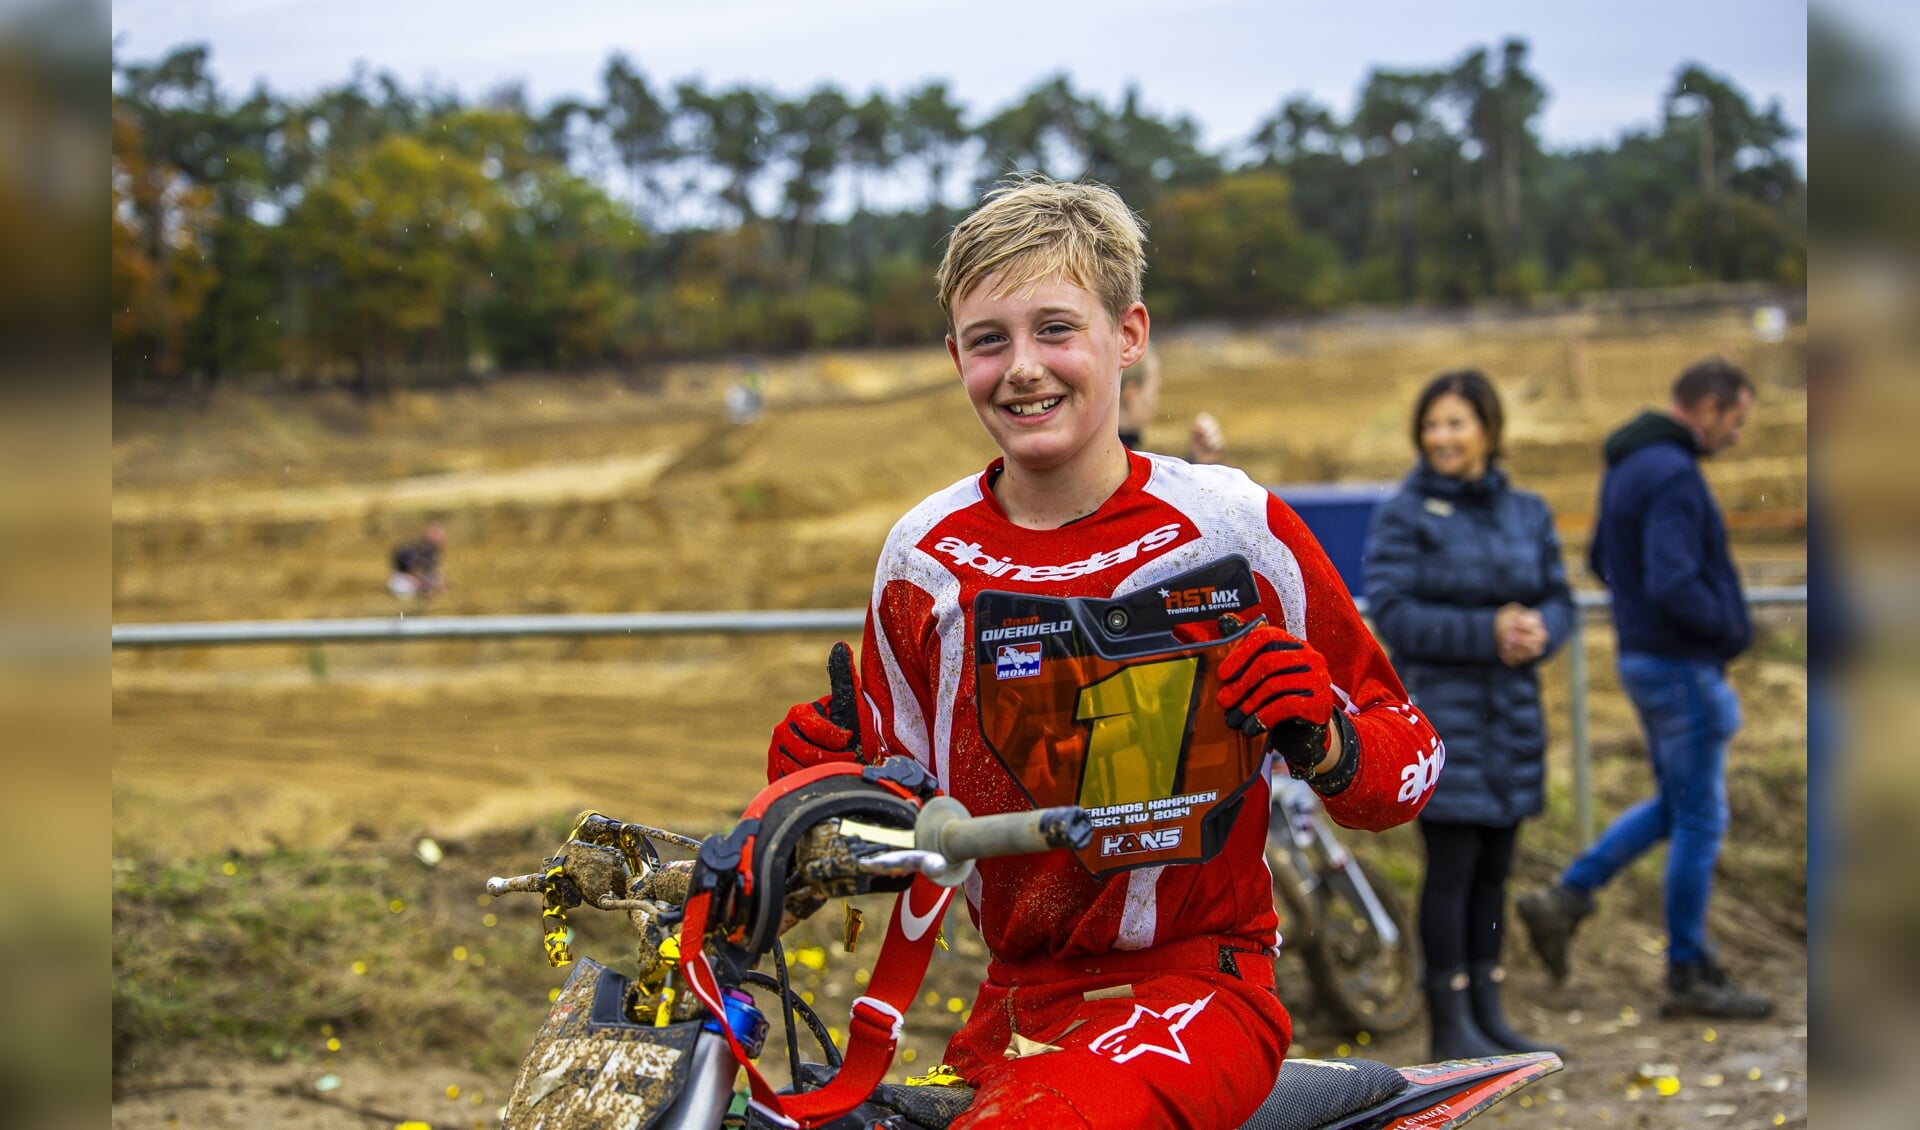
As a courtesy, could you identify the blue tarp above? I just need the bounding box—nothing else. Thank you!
[1267,481,1398,598]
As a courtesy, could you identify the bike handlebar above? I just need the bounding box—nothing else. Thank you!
[931,805,1091,861]
[911,798,1091,887]
[486,873,545,897]
[485,799,1093,904]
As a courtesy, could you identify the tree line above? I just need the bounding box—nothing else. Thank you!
[112,39,1804,391]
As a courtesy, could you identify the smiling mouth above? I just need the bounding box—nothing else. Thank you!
[1005,397,1062,418]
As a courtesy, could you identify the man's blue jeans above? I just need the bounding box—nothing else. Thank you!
[1561,653,1741,965]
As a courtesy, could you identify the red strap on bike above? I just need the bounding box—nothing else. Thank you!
[674,762,955,1128]
[678,863,954,1128]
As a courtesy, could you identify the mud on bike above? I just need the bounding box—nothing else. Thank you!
[486,758,1558,1130]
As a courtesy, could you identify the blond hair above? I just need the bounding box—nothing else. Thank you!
[935,174,1148,328]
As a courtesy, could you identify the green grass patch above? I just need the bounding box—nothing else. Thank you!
[111,826,614,1077]
[1751,625,1808,666]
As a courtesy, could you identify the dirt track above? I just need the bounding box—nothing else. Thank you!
[112,303,1808,1127]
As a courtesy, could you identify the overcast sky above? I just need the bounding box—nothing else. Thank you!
[113,0,1812,160]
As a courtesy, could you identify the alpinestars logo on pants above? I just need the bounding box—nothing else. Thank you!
[931,523,1184,583]
[1087,993,1215,1065]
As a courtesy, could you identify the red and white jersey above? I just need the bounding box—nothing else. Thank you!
[856,450,1441,969]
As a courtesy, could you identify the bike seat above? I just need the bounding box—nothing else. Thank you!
[1241,1057,1409,1130]
[792,1057,1410,1130]
[864,1080,975,1127]
[787,1063,974,1130]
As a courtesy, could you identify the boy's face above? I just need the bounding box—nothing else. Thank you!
[946,272,1148,475]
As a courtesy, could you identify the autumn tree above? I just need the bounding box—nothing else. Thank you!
[282,133,505,389]
[1148,171,1334,319]
[110,102,216,385]
[107,39,1807,386]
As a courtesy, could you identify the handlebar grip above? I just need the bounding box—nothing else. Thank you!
[933,805,1092,862]
[486,873,546,897]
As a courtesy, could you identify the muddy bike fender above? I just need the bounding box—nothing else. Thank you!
[1369,1053,1562,1129]
[501,958,708,1130]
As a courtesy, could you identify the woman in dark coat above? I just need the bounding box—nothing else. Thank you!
[1365,370,1574,1060]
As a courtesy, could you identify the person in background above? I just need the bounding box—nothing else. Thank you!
[1364,369,1574,1060]
[1516,357,1773,1020]
[388,521,447,599]
[1119,346,1226,464]
[725,356,768,424]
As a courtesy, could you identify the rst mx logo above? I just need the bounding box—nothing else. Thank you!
[1100,827,1183,857]
[1159,585,1243,617]
[995,642,1041,680]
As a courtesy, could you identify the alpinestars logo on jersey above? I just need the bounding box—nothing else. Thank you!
[932,523,1184,583]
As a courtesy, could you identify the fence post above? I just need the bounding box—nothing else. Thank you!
[1569,614,1594,848]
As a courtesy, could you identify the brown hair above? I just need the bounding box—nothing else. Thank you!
[1412,369,1505,462]
[935,173,1147,329]
[1671,356,1755,409]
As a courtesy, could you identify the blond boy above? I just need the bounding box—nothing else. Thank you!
[769,176,1441,1127]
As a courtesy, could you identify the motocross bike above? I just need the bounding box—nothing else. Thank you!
[1267,775,1421,1037]
[486,758,1559,1130]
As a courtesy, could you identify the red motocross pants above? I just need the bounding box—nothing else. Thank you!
[944,934,1292,1130]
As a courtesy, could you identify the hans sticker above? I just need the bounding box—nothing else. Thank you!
[1100,827,1183,857]
[995,643,1042,680]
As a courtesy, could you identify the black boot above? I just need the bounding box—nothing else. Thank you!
[1662,950,1775,1020]
[1425,968,1506,1062]
[1515,883,1593,983]
[1468,961,1567,1058]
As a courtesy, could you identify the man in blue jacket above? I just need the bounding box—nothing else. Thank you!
[1517,357,1774,1020]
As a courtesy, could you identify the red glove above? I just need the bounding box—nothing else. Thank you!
[766,641,865,782]
[1217,623,1334,732]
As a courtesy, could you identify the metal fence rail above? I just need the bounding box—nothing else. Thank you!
[107,588,1806,648]
[110,608,867,648]
[111,586,1806,848]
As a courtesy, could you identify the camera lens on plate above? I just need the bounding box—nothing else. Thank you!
[1104,608,1130,633]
